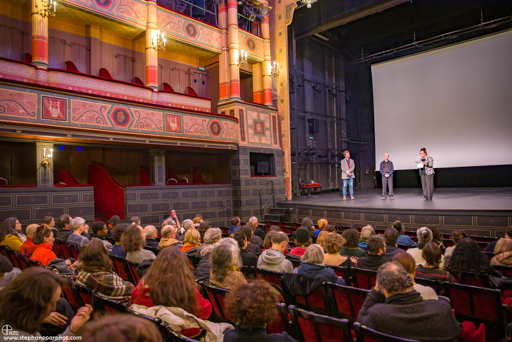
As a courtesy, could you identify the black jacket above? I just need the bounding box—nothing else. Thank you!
[382,245,402,262]
[357,289,461,342]
[246,242,262,256]
[253,227,266,241]
[484,240,498,253]
[296,262,344,286]
[56,230,73,242]
[145,239,159,249]
[240,249,258,267]
[195,255,211,282]
[224,327,297,342]
[356,254,386,271]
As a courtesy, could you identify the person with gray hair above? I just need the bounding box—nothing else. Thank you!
[178,219,194,242]
[193,229,223,282]
[210,241,246,290]
[67,217,89,247]
[406,227,445,268]
[143,225,159,249]
[357,262,461,341]
[248,216,266,241]
[158,225,181,249]
[295,244,344,285]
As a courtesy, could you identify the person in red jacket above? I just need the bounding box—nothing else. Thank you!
[19,224,39,256]
[31,225,61,267]
[130,245,212,320]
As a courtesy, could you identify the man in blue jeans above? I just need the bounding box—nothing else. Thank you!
[341,150,355,200]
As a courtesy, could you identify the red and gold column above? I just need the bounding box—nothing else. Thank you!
[252,63,263,104]
[227,0,240,99]
[31,0,49,68]
[218,0,229,102]
[262,15,272,106]
[145,0,158,90]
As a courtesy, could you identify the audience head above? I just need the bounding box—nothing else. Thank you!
[452,229,467,245]
[422,242,442,268]
[193,216,203,225]
[240,225,253,242]
[392,220,404,234]
[121,224,145,252]
[301,217,314,231]
[0,217,20,241]
[107,215,121,229]
[198,221,211,238]
[210,242,241,282]
[295,227,312,248]
[32,225,54,246]
[301,244,324,264]
[384,227,399,246]
[79,314,162,342]
[324,224,336,233]
[342,228,360,249]
[58,214,72,231]
[447,237,489,275]
[316,231,330,249]
[161,218,175,228]
[143,225,158,240]
[360,225,375,242]
[506,227,512,238]
[184,228,201,247]
[112,223,130,243]
[25,224,39,238]
[392,252,417,277]
[234,230,248,249]
[225,280,278,330]
[495,238,512,256]
[161,225,176,240]
[230,216,241,227]
[42,216,55,227]
[182,219,194,231]
[377,262,414,298]
[71,217,86,232]
[203,228,222,244]
[78,238,111,271]
[429,226,442,242]
[269,225,281,232]
[263,231,277,249]
[130,216,141,226]
[0,255,13,281]
[417,227,433,245]
[324,233,346,255]
[367,235,386,255]
[318,219,328,229]
[248,217,258,231]
[92,221,107,237]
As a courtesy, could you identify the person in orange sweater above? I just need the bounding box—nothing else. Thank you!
[19,224,39,256]
[181,228,201,253]
[31,225,72,267]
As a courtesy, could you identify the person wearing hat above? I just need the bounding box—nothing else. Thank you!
[316,219,328,237]
[290,227,313,258]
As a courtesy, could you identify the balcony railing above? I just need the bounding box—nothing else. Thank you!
[157,0,218,27]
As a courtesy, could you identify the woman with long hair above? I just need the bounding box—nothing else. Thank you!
[446,237,501,279]
[340,228,366,257]
[210,242,247,290]
[121,224,156,264]
[75,239,133,298]
[106,215,121,236]
[181,228,201,253]
[129,245,212,319]
[491,238,512,266]
[415,242,455,282]
[0,217,24,250]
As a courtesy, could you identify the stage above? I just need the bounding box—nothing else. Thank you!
[276,188,512,237]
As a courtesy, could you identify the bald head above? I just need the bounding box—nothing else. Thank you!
[161,225,176,239]
[144,225,157,239]
[384,153,389,161]
[26,224,39,238]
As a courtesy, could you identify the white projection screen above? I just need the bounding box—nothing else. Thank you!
[372,29,512,171]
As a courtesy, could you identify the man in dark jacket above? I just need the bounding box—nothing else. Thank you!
[234,230,258,267]
[56,214,73,242]
[357,235,386,271]
[357,262,461,341]
[382,227,401,262]
[228,216,241,235]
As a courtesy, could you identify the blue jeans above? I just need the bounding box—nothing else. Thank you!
[343,177,354,197]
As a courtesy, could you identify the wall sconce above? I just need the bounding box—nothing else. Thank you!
[41,148,53,169]
[271,61,282,78]
[34,0,57,18]
[147,30,166,51]
[236,49,248,67]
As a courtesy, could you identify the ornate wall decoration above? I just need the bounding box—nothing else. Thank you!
[209,120,222,137]
[132,108,163,132]
[71,100,112,127]
[110,107,132,127]
[0,89,37,119]
[183,116,209,136]
[0,60,37,83]
[165,114,182,133]
[41,96,67,121]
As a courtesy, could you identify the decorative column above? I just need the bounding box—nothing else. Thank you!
[31,0,49,68]
[36,142,54,187]
[149,149,166,186]
[145,0,159,90]
[227,0,240,99]
[218,0,229,103]
[262,14,273,106]
[252,63,263,104]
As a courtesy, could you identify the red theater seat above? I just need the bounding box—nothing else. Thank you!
[65,61,80,72]
[99,68,114,79]
[184,87,198,97]
[24,53,32,64]
[134,77,144,86]
[162,83,176,92]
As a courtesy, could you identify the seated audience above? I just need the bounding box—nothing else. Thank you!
[166,209,181,230]
[130,245,212,319]
[356,235,386,271]
[444,229,467,257]
[210,242,247,289]
[31,225,71,267]
[317,219,328,237]
[224,280,298,342]
[67,217,90,247]
[181,228,201,253]
[111,223,129,258]
[106,215,121,237]
[75,238,134,298]
[122,224,156,264]
[393,220,417,247]
[300,217,318,238]
[316,231,329,250]
[429,226,445,251]
[324,224,337,233]
[0,267,93,338]
[297,244,344,285]
[323,233,355,267]
[263,228,288,254]
[91,221,112,252]
[0,255,16,290]
[197,221,211,242]
[359,225,375,250]
[258,232,293,273]
[193,215,203,228]
[178,219,194,242]
[491,238,512,266]
[56,214,73,242]
[446,237,501,279]
[195,232,226,282]
[228,216,241,235]
[0,217,24,251]
[234,230,258,267]
[19,223,39,256]
[42,215,57,237]
[415,242,455,282]
[143,225,159,249]
[158,225,182,249]
[79,314,162,342]
[357,262,461,341]
[484,226,512,253]
[392,252,438,300]
[241,225,262,255]
[382,227,401,262]
[249,216,266,242]
[130,216,141,226]
[407,227,445,268]
[290,227,312,257]
[340,228,366,257]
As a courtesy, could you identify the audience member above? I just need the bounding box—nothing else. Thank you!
[340,229,366,257]
[324,224,336,233]
[130,216,141,226]
[297,244,344,285]
[79,314,162,342]
[192,215,203,228]
[0,255,15,290]
[56,214,73,242]
[407,227,445,268]
[323,233,355,267]
[122,224,156,264]
[258,232,293,273]
[224,280,298,342]
[359,225,375,250]
[228,216,241,235]
[130,246,212,319]
[19,223,39,256]
[91,221,112,252]
[194,234,227,282]
[166,209,181,230]
[178,219,194,242]
[300,217,318,238]
[392,252,438,300]
[316,231,330,250]
[241,225,262,255]
[67,217,90,247]
[31,225,70,267]
[356,262,461,341]
[484,226,512,253]
[415,242,455,282]
[158,225,182,249]
[491,238,512,266]
[429,226,444,250]
[210,242,247,289]
[75,238,134,298]
[356,235,386,271]
[111,223,129,258]
[382,227,401,262]
[249,216,266,241]
[446,237,501,279]
[393,220,417,247]
[290,227,312,257]
[317,219,328,235]
[106,215,121,237]
[0,217,23,251]
[42,216,57,237]
[234,230,258,267]
[143,225,159,249]
[197,221,211,242]
[182,228,201,253]
[445,229,467,257]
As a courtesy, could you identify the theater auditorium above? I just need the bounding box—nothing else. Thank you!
[1,0,512,341]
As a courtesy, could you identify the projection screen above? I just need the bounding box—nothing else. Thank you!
[372,29,512,171]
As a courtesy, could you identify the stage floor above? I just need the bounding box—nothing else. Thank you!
[279,187,512,212]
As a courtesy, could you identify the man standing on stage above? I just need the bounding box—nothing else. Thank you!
[380,153,394,200]
[341,150,355,200]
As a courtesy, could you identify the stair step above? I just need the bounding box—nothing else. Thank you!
[269,207,293,215]
[264,214,281,222]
